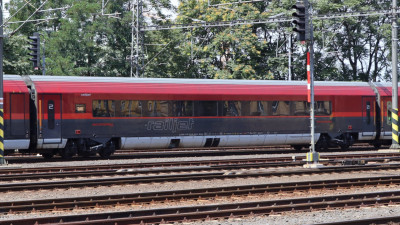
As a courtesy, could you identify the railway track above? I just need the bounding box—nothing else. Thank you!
[1,152,399,176]
[5,144,384,163]
[2,188,400,225]
[2,175,400,215]
[0,161,304,181]
[0,152,398,182]
[1,164,400,192]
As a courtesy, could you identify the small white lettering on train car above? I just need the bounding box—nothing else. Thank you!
[146,119,194,133]
[81,93,91,96]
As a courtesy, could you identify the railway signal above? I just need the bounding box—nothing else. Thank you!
[28,32,40,70]
[292,1,307,42]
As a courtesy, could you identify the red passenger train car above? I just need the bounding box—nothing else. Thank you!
[0,75,382,158]
[3,76,31,152]
[1,75,396,158]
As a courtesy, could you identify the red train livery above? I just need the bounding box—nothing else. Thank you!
[1,75,395,158]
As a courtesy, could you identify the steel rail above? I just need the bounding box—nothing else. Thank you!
[1,152,399,176]
[2,189,400,225]
[2,175,400,215]
[4,145,386,162]
[0,161,303,181]
[1,165,400,192]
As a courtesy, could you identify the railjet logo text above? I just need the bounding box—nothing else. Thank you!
[145,119,194,133]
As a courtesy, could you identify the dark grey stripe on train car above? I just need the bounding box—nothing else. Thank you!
[60,117,370,139]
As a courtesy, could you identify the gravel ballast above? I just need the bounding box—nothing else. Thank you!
[0,150,399,224]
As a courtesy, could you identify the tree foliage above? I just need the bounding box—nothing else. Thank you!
[2,0,396,81]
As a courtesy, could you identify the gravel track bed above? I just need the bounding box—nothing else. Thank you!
[0,150,399,223]
[1,168,399,202]
[1,178,400,222]
[186,206,400,225]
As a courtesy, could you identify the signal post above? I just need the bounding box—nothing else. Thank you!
[0,0,4,165]
[292,0,322,168]
[28,32,40,70]
[390,0,400,150]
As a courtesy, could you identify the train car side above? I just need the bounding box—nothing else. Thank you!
[16,76,380,158]
[3,75,30,154]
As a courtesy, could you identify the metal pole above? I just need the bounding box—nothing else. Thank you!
[136,0,140,78]
[0,0,5,165]
[130,0,134,78]
[305,0,320,166]
[309,37,316,158]
[390,0,400,149]
[42,35,45,76]
[288,35,292,81]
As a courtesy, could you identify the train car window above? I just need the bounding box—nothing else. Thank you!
[366,101,371,124]
[387,101,392,125]
[75,104,86,113]
[272,101,290,116]
[171,101,193,117]
[121,100,141,117]
[171,101,184,116]
[92,100,115,117]
[261,101,273,116]
[157,101,169,117]
[223,101,241,116]
[240,101,250,116]
[293,101,308,115]
[248,101,260,116]
[246,101,271,116]
[141,100,168,117]
[185,101,194,116]
[196,101,218,116]
[142,101,155,117]
[315,101,331,116]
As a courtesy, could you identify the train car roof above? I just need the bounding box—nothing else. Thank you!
[372,82,400,97]
[4,75,29,93]
[21,75,375,98]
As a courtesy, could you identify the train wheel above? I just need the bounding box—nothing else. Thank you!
[99,141,115,158]
[41,153,54,159]
[61,141,78,159]
[99,150,112,158]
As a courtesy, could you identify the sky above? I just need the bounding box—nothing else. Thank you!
[1,0,179,20]
[3,0,9,18]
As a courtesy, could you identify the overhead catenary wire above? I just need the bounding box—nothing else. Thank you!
[1,0,32,28]
[9,0,48,36]
[143,8,396,31]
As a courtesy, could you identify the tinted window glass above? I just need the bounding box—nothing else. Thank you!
[93,100,115,117]
[293,101,308,115]
[272,101,290,116]
[223,101,241,116]
[121,100,141,117]
[75,104,86,113]
[315,101,331,116]
[171,101,193,117]
[195,101,218,116]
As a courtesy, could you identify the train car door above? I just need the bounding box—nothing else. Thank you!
[361,96,375,137]
[40,94,62,144]
[382,97,393,138]
[10,93,27,138]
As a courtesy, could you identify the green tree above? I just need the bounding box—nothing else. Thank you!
[313,0,391,81]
